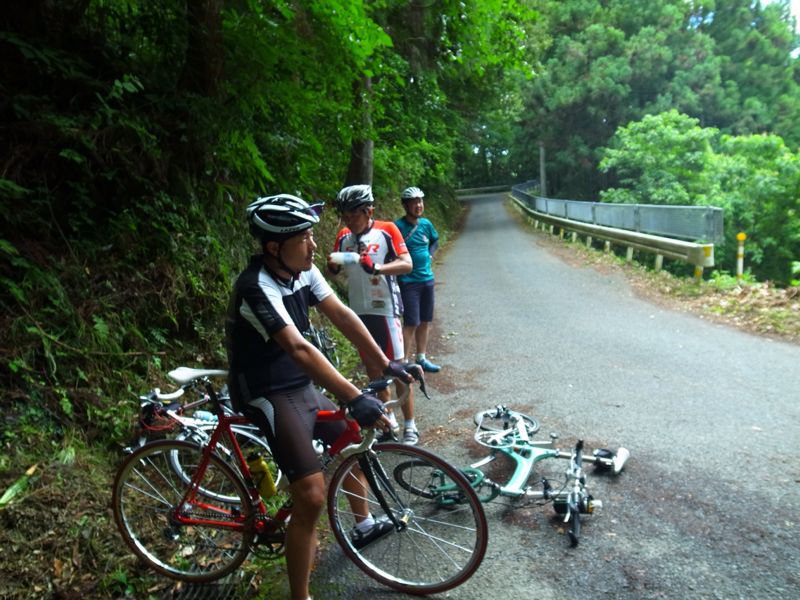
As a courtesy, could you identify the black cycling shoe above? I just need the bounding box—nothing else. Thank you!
[375,426,399,443]
[350,516,394,550]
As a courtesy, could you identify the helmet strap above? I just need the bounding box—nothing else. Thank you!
[263,240,300,284]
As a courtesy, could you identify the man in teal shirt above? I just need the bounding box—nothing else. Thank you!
[395,187,441,372]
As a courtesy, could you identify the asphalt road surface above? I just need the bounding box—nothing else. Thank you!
[313,192,800,599]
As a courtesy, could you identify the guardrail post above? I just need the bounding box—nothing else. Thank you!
[694,266,704,280]
[586,235,593,247]
[549,225,555,234]
[736,232,747,282]
[655,254,664,271]
[604,241,611,253]
[571,232,577,243]
[625,247,633,262]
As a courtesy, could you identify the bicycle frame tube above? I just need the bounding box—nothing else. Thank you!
[173,413,261,522]
[172,405,370,532]
[316,408,363,456]
[469,441,564,500]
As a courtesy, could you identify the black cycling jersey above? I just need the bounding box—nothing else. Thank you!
[224,254,333,409]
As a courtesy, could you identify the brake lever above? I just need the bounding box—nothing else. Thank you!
[408,364,430,399]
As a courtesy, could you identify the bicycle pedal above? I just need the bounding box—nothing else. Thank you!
[588,499,602,513]
[613,447,630,474]
[256,531,285,545]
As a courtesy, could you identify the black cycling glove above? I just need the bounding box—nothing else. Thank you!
[383,360,422,383]
[346,392,385,428]
[383,361,429,399]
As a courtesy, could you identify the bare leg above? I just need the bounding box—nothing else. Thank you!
[415,321,431,356]
[286,473,326,600]
[341,464,370,522]
[395,378,414,421]
[402,324,417,359]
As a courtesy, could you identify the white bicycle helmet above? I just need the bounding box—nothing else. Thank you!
[401,186,424,201]
[246,194,323,240]
[334,184,374,213]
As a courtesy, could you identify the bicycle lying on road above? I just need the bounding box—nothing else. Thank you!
[112,377,488,595]
[425,406,629,547]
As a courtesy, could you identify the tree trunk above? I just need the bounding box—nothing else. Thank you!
[180,0,224,96]
[344,76,374,185]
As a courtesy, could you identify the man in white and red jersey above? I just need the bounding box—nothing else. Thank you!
[328,184,420,445]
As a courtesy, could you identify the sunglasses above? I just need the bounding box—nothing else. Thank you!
[307,202,325,216]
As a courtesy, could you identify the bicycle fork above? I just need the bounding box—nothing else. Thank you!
[357,453,412,531]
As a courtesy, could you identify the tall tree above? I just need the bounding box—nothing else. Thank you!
[516,0,800,200]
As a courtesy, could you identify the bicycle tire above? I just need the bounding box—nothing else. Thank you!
[473,408,540,436]
[112,440,255,582]
[327,443,488,595]
[568,508,581,547]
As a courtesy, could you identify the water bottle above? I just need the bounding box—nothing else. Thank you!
[329,251,360,265]
[247,452,277,499]
[194,410,217,422]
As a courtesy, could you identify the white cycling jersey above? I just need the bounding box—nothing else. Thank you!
[333,220,407,317]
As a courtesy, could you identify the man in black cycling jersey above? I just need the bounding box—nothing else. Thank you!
[224,194,418,600]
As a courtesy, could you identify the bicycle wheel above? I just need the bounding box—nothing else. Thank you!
[327,443,488,595]
[305,325,340,368]
[473,407,540,436]
[112,440,255,582]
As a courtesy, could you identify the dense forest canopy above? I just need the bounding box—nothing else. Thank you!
[1,0,798,454]
[0,0,539,445]
[511,0,799,284]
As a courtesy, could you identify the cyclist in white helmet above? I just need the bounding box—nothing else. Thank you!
[395,186,441,373]
[225,193,418,600]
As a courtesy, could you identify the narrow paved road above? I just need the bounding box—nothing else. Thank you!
[314,192,800,599]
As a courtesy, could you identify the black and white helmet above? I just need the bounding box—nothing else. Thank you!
[401,186,424,201]
[246,194,323,241]
[334,184,374,214]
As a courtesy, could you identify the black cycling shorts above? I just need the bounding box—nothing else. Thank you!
[240,384,346,483]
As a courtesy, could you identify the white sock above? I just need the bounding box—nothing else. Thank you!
[404,419,416,431]
[387,412,398,428]
[356,514,375,532]
[416,353,426,361]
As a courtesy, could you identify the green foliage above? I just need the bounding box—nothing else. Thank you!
[598,110,800,284]
[1,0,503,463]
[516,0,800,200]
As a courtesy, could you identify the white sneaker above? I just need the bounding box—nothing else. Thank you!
[402,427,419,445]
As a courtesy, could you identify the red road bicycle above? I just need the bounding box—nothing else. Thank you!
[112,378,488,595]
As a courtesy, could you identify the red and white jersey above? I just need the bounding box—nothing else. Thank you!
[333,220,407,317]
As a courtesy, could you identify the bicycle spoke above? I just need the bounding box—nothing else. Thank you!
[327,444,487,594]
[112,441,255,583]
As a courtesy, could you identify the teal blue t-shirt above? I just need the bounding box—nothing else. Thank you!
[394,217,439,284]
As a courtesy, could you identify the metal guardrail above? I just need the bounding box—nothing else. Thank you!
[511,182,723,244]
[455,184,511,195]
[509,193,715,278]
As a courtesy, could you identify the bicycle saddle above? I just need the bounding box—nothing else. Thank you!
[168,367,229,385]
